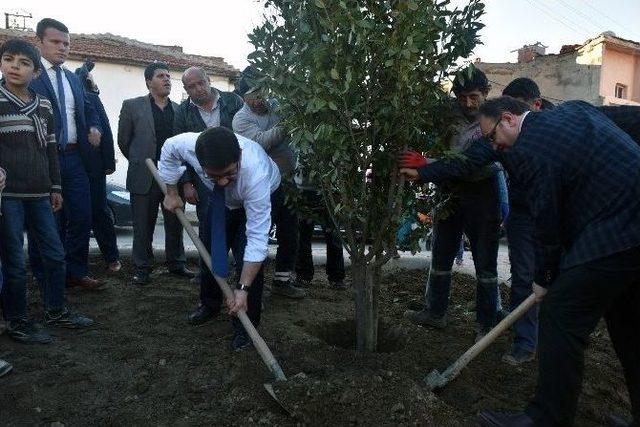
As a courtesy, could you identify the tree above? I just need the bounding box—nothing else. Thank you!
[249,0,485,353]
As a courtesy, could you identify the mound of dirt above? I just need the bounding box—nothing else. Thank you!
[0,257,631,426]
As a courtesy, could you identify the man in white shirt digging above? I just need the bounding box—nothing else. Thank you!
[160,127,286,350]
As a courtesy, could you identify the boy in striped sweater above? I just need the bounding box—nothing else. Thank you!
[0,38,92,344]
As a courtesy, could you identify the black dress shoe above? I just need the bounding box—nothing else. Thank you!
[132,270,149,285]
[187,305,219,326]
[231,330,251,351]
[478,411,535,427]
[169,266,196,279]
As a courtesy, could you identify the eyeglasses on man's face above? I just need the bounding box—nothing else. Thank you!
[484,119,501,143]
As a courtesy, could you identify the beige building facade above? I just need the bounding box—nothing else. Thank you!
[476,33,640,107]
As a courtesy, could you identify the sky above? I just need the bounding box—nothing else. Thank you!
[2,0,640,70]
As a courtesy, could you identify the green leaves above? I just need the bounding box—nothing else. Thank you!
[248,0,486,260]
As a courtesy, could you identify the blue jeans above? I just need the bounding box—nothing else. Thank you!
[506,207,538,352]
[425,179,501,328]
[29,151,92,280]
[90,175,120,263]
[0,198,66,320]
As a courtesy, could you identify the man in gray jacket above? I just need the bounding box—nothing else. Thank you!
[233,86,304,299]
[117,62,193,285]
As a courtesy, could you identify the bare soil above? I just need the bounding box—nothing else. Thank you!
[0,256,631,426]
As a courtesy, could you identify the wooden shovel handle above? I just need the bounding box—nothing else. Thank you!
[442,293,538,380]
[145,159,286,381]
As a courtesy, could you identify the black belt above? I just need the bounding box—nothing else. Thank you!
[58,143,78,152]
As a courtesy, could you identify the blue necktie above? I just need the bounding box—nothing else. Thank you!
[209,186,228,278]
[53,65,68,148]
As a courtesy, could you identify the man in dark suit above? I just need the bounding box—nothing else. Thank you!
[117,62,194,285]
[75,60,121,273]
[29,18,103,290]
[450,97,639,426]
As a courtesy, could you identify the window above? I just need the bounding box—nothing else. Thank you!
[615,83,627,99]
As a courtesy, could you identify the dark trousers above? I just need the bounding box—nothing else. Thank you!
[505,208,538,352]
[295,189,345,283]
[200,186,292,327]
[1,198,66,320]
[89,175,120,263]
[425,179,501,328]
[199,194,271,329]
[131,181,185,272]
[29,150,92,280]
[526,247,640,426]
[272,180,298,274]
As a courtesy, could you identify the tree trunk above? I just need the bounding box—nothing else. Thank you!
[352,260,380,353]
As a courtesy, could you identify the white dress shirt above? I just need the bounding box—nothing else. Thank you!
[41,58,77,144]
[159,132,281,263]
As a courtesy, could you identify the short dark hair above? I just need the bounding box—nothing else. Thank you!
[144,62,169,81]
[452,65,489,95]
[36,18,69,40]
[502,78,541,102]
[479,96,531,120]
[0,39,41,72]
[540,98,555,110]
[195,127,241,169]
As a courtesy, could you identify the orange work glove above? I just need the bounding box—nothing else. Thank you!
[399,150,428,169]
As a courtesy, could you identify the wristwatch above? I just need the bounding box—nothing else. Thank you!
[236,283,251,293]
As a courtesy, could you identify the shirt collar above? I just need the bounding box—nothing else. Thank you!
[148,93,173,109]
[518,110,531,134]
[190,88,220,111]
[41,57,60,71]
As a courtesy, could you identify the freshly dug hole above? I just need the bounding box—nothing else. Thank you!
[309,318,408,353]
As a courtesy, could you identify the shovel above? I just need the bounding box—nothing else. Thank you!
[145,160,292,412]
[424,293,537,391]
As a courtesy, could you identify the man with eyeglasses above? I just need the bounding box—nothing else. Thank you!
[477,96,640,427]
[403,65,504,342]
[159,127,283,351]
[404,95,640,426]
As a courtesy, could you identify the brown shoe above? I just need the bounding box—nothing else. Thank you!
[107,260,122,273]
[67,276,104,291]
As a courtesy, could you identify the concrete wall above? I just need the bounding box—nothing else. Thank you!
[478,38,640,107]
[477,51,602,106]
[32,60,234,187]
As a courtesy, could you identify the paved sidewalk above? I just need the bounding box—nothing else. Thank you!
[91,227,511,284]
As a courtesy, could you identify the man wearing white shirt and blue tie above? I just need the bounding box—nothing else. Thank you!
[29,18,103,291]
[160,127,283,350]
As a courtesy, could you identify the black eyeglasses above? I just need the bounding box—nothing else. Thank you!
[205,162,240,183]
[485,119,501,143]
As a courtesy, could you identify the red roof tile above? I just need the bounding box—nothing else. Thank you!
[0,28,239,78]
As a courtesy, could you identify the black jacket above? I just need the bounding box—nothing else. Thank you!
[173,88,243,134]
[173,88,243,186]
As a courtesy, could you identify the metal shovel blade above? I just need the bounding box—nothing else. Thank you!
[264,383,293,416]
[424,369,448,391]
